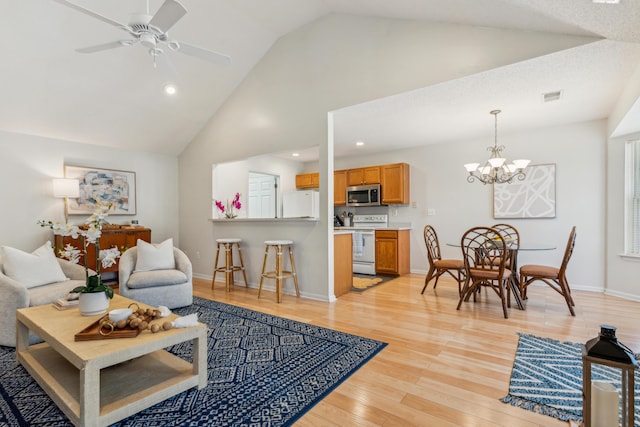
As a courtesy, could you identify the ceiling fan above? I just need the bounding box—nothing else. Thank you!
[52,0,231,77]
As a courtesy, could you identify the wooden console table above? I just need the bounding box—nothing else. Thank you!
[54,226,151,283]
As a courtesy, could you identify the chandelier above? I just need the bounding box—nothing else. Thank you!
[464,110,530,184]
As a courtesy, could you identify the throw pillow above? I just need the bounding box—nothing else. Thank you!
[0,241,69,288]
[134,238,175,272]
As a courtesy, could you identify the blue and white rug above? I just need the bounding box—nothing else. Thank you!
[502,333,640,425]
[0,297,386,426]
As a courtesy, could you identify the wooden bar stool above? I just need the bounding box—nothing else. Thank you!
[212,238,248,291]
[258,240,300,303]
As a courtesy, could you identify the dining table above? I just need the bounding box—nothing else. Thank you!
[446,242,556,310]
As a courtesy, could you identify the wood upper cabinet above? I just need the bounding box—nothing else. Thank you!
[334,170,347,206]
[295,172,319,189]
[54,226,151,276]
[381,163,410,204]
[375,229,410,275]
[347,166,381,186]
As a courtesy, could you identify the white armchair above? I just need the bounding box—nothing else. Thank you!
[0,258,88,347]
[118,246,193,309]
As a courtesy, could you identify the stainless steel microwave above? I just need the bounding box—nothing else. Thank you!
[346,184,381,207]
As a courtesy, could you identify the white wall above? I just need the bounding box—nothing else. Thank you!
[0,130,179,251]
[335,120,607,291]
[178,13,602,301]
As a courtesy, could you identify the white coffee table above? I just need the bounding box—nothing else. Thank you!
[16,294,207,427]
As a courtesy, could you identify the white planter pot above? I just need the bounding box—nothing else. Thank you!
[78,292,109,316]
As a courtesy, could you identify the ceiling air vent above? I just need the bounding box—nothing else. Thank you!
[543,90,562,103]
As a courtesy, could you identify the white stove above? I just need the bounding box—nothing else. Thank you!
[352,214,388,229]
[351,214,388,275]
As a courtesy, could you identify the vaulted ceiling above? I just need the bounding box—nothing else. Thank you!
[3,0,640,157]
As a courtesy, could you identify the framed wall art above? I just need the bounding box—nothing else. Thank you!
[65,165,137,215]
[493,163,556,219]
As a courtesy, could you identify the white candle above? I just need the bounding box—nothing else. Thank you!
[591,380,619,427]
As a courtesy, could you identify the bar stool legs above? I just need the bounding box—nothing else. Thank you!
[258,240,299,303]
[212,238,248,291]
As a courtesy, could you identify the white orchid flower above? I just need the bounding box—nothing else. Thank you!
[52,223,81,238]
[99,247,121,269]
[58,243,81,264]
[82,225,102,244]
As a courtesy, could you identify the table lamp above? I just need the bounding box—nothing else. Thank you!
[53,178,79,224]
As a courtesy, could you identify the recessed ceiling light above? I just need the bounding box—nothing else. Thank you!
[355,141,365,146]
[542,90,562,103]
[163,84,177,95]
[292,153,300,157]
[592,0,619,3]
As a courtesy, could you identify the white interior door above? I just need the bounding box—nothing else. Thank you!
[248,172,277,218]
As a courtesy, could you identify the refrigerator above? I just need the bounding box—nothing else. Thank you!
[282,190,320,218]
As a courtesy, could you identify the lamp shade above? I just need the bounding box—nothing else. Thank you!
[464,163,479,173]
[53,178,79,198]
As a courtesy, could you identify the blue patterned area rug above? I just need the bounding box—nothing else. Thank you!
[0,297,386,426]
[502,333,640,426]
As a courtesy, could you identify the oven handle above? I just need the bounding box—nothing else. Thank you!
[352,230,374,248]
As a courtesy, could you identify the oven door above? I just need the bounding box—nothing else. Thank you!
[353,230,376,275]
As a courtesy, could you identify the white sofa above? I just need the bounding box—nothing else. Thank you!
[0,258,88,347]
[118,246,193,309]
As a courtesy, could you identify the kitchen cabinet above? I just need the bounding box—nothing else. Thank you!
[375,229,410,275]
[333,233,353,297]
[381,163,410,204]
[347,166,380,186]
[295,172,319,189]
[54,226,151,285]
[334,170,347,205]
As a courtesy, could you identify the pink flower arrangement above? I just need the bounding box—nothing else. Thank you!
[214,193,242,218]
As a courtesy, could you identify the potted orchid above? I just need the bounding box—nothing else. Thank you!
[214,192,242,219]
[39,201,120,315]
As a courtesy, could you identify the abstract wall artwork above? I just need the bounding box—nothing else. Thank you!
[64,165,137,215]
[493,164,556,219]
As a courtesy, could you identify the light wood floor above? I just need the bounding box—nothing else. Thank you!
[194,275,640,427]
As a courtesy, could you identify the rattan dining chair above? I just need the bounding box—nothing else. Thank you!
[520,226,577,316]
[457,226,512,318]
[421,225,465,296]
[491,223,520,305]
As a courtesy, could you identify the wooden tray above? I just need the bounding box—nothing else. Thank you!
[75,316,141,341]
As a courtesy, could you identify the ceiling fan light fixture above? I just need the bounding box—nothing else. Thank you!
[139,33,157,48]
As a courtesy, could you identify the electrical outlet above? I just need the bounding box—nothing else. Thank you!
[196,251,201,259]
[427,208,436,216]
[411,201,417,208]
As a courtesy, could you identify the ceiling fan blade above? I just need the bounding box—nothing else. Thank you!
[149,0,187,33]
[153,51,178,81]
[51,0,129,30]
[76,40,135,54]
[173,41,232,65]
